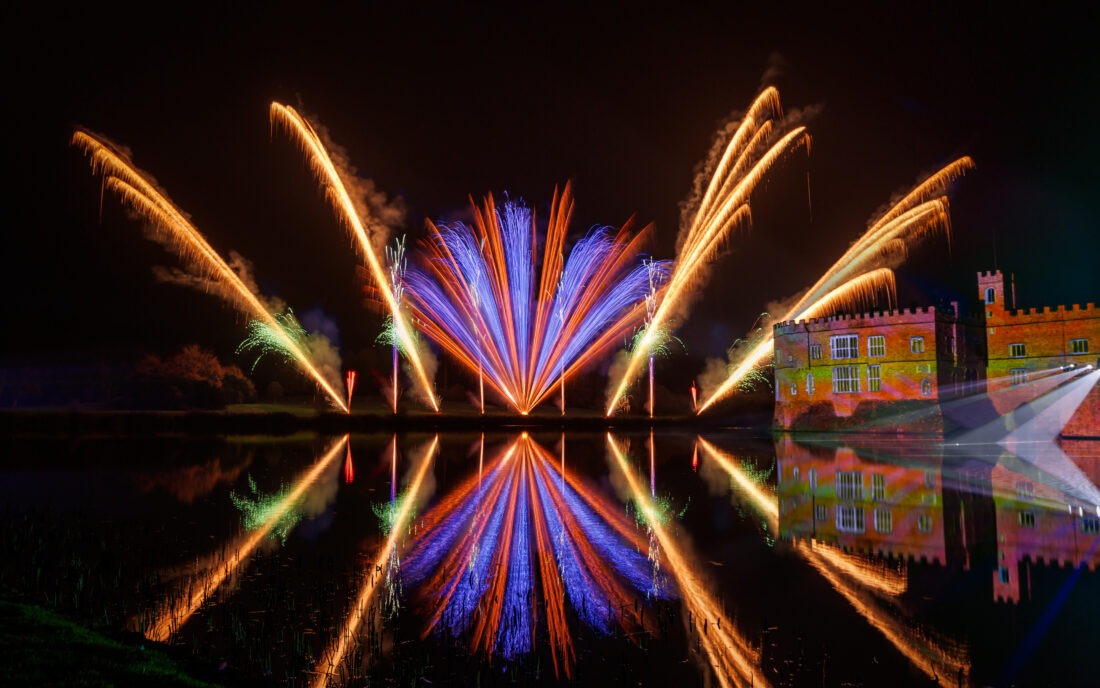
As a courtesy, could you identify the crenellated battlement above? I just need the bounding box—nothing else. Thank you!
[997,301,1098,320]
[978,269,1004,280]
[773,305,940,332]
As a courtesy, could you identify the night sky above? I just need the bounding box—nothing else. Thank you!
[5,3,1098,374]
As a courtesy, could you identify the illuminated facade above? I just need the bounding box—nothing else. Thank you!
[978,270,1099,437]
[773,268,1099,437]
[772,306,981,433]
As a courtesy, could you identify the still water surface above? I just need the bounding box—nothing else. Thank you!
[2,431,1097,686]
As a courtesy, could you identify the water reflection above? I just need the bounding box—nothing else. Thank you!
[403,433,671,678]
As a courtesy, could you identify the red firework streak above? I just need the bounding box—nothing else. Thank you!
[344,442,354,484]
[345,370,357,412]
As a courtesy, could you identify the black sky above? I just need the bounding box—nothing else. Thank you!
[5,2,1098,368]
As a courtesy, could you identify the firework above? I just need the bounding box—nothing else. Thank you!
[270,103,439,411]
[606,434,766,688]
[403,434,669,677]
[403,185,670,414]
[345,370,356,410]
[606,87,809,415]
[72,130,349,412]
[386,236,408,413]
[236,308,307,371]
[695,157,973,413]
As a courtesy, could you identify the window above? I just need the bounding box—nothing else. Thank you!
[910,336,925,354]
[872,474,885,502]
[815,504,827,522]
[867,364,882,392]
[1010,369,1028,386]
[806,373,815,395]
[790,383,797,396]
[873,508,893,533]
[921,378,932,396]
[837,471,864,500]
[868,335,886,357]
[917,514,933,534]
[836,505,865,532]
[792,466,800,481]
[830,334,859,359]
[1083,517,1099,535]
[925,471,936,490]
[1070,339,1089,355]
[1017,511,1035,528]
[809,344,822,360]
[809,468,818,490]
[985,287,996,305]
[833,366,860,393]
[1010,343,1026,358]
[1015,481,1034,501]
[999,565,1010,584]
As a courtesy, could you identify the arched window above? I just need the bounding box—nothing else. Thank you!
[984,287,995,305]
[921,378,932,396]
[806,373,815,395]
[790,383,797,396]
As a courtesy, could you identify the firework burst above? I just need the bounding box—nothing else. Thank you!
[401,184,670,414]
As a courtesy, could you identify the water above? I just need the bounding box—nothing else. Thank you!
[2,430,1097,686]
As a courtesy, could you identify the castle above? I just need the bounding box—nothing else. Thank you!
[773,269,1099,437]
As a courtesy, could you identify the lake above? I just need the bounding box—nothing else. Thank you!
[2,430,1097,686]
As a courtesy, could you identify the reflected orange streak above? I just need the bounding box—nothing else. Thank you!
[312,436,439,688]
[607,435,765,688]
[469,458,523,657]
[270,104,438,411]
[148,436,349,642]
[72,132,348,412]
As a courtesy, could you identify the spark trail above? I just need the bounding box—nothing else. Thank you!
[606,434,766,688]
[270,103,439,411]
[72,130,349,412]
[146,436,349,642]
[312,436,439,688]
[404,184,670,414]
[697,157,974,413]
[606,87,809,415]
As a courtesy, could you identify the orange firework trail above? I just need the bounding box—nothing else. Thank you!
[72,130,349,412]
[606,87,809,415]
[694,438,969,681]
[606,435,766,688]
[146,436,349,642]
[696,157,974,414]
[312,435,439,688]
[269,103,439,411]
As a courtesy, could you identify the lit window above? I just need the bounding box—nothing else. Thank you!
[790,383,797,396]
[809,468,817,490]
[873,508,892,533]
[793,466,800,481]
[1009,369,1028,386]
[837,471,863,500]
[868,335,886,357]
[1015,481,1034,501]
[999,565,1010,584]
[921,378,932,396]
[872,474,885,502]
[868,364,882,392]
[809,344,822,360]
[806,373,815,395]
[1017,511,1035,528]
[815,504,827,522]
[910,336,925,354]
[832,366,860,393]
[830,334,859,359]
[925,471,936,489]
[985,287,995,305]
[1009,343,1026,358]
[1083,517,1099,535]
[1070,339,1089,354]
[836,505,865,532]
[917,514,933,534]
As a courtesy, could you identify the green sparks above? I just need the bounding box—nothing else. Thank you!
[236,308,309,372]
[371,491,418,537]
[229,475,302,545]
[627,494,690,529]
[728,312,774,393]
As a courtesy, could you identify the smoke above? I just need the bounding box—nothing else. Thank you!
[402,336,439,407]
[759,51,786,90]
[150,249,289,314]
[604,349,635,413]
[308,116,407,256]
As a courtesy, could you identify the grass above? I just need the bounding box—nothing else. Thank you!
[0,597,220,687]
